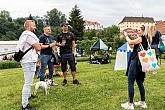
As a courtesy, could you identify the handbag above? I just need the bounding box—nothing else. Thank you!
[159,35,165,53]
[138,40,159,72]
[14,47,33,62]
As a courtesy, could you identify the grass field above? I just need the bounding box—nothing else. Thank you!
[0,61,165,110]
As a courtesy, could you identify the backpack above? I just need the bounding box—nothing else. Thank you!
[159,35,165,53]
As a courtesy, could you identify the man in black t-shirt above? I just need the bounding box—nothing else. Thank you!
[56,22,80,86]
[39,25,58,86]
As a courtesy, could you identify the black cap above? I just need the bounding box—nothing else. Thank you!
[60,22,69,27]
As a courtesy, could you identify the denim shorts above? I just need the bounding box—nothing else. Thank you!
[61,53,76,72]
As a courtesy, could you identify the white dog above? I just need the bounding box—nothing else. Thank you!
[32,79,51,95]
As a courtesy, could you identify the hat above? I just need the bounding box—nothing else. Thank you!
[60,22,69,27]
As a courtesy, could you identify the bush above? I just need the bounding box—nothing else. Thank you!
[76,57,89,62]
[0,60,20,69]
[110,54,116,59]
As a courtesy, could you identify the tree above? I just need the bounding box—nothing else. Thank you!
[112,34,125,51]
[0,10,16,39]
[103,25,120,39]
[46,8,66,27]
[0,10,11,20]
[77,39,95,55]
[36,19,44,36]
[13,17,26,39]
[101,25,123,52]
[28,14,34,20]
[83,30,97,40]
[68,5,84,41]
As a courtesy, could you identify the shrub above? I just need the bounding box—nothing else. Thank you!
[0,60,20,69]
[76,57,89,62]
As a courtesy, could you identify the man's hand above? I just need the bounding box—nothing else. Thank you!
[123,31,128,38]
[60,42,65,46]
[49,43,56,47]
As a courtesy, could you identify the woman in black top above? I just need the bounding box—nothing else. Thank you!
[121,26,149,110]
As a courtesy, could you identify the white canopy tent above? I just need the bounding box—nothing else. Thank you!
[114,43,133,70]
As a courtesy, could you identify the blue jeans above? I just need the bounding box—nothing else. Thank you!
[128,57,145,103]
[21,62,36,108]
[39,54,54,81]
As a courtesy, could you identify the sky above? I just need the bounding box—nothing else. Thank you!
[0,0,165,27]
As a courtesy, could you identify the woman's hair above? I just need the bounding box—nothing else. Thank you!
[140,25,145,31]
[144,26,152,44]
[150,25,156,37]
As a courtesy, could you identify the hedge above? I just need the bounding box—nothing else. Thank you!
[76,57,89,62]
[0,60,20,69]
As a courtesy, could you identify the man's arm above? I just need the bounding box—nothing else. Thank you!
[56,42,64,47]
[32,42,41,51]
[39,36,55,49]
[40,42,55,49]
[72,40,76,54]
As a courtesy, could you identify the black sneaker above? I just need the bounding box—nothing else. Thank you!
[28,94,37,100]
[73,79,80,85]
[61,79,67,86]
[22,104,36,110]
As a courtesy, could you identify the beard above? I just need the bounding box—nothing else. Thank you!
[30,28,36,33]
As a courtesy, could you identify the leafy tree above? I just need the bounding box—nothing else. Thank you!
[0,10,16,39]
[77,39,95,55]
[101,25,122,52]
[83,30,97,40]
[28,14,34,20]
[112,34,125,51]
[6,31,17,40]
[51,26,61,39]
[0,35,10,41]
[103,25,120,39]
[0,10,11,20]
[36,19,44,36]
[13,17,26,39]
[14,17,26,25]
[46,8,66,27]
[68,5,84,41]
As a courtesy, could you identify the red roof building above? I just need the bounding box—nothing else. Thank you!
[155,20,165,35]
[84,20,103,30]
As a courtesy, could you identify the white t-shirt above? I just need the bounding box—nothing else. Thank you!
[16,30,39,63]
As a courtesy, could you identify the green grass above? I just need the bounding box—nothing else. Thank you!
[0,60,165,110]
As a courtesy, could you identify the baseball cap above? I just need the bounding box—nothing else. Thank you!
[60,22,69,27]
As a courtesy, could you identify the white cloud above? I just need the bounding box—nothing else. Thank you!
[0,0,165,27]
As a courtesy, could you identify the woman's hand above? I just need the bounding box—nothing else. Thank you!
[123,31,128,38]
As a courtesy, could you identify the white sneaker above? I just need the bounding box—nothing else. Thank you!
[134,101,147,108]
[50,81,58,86]
[121,102,134,110]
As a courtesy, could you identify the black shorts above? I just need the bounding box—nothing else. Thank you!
[61,53,76,72]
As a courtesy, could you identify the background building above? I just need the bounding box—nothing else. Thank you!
[155,20,165,35]
[119,16,155,32]
[0,41,18,59]
[84,20,103,30]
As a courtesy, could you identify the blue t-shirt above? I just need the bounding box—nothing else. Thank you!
[39,34,54,55]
